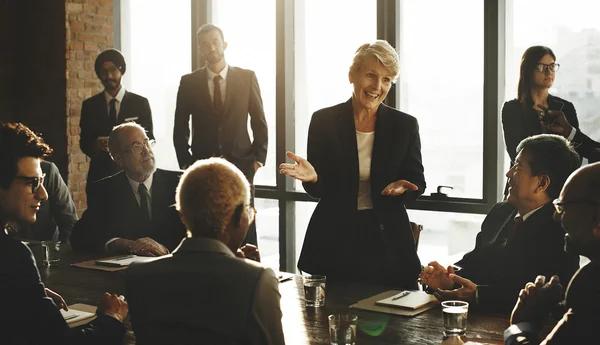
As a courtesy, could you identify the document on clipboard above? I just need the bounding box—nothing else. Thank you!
[95,255,163,267]
[374,290,438,310]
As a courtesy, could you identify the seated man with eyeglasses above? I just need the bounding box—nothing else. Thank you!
[421,134,581,313]
[126,157,284,345]
[0,123,128,344]
[71,122,186,256]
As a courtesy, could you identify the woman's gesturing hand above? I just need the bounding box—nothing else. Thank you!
[279,151,318,183]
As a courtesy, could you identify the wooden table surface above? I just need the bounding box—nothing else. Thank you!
[35,244,508,345]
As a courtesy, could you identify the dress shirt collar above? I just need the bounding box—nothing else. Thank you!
[104,85,126,104]
[126,173,153,197]
[207,64,229,81]
[173,237,235,257]
[516,204,544,222]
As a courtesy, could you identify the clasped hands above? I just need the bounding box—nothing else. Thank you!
[236,243,261,262]
[279,151,418,195]
[536,106,574,137]
[420,261,477,302]
[510,275,563,327]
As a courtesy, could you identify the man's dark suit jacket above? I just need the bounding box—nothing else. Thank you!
[173,66,268,180]
[16,160,77,243]
[299,99,425,288]
[126,237,285,345]
[70,169,186,253]
[505,260,600,344]
[455,201,579,312]
[0,231,125,344]
[502,95,600,163]
[80,90,154,188]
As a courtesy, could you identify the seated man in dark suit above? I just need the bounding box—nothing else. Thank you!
[421,134,581,312]
[126,158,285,345]
[505,162,600,344]
[15,159,77,243]
[0,122,128,344]
[71,122,186,256]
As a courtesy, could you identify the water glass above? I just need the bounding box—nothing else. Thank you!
[41,240,61,266]
[303,275,326,307]
[328,313,358,345]
[441,300,469,337]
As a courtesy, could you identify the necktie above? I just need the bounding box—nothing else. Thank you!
[213,75,223,114]
[109,98,117,128]
[508,216,523,242]
[138,183,151,222]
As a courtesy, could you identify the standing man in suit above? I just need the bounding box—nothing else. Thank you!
[505,162,600,344]
[71,123,186,255]
[173,24,268,245]
[127,158,284,345]
[80,48,154,191]
[421,134,581,313]
[0,122,128,344]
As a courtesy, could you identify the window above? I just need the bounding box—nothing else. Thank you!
[120,0,191,171]
[293,0,377,192]
[255,198,279,270]
[212,0,277,186]
[397,0,485,199]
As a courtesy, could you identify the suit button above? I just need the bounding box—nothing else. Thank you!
[379,224,385,231]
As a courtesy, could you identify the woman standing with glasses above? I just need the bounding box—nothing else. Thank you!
[502,45,599,166]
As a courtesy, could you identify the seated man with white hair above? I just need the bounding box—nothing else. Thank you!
[126,158,285,345]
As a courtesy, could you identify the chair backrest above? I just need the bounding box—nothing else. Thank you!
[410,222,423,249]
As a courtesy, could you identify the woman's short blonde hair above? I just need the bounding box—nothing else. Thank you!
[349,40,400,82]
[176,157,250,238]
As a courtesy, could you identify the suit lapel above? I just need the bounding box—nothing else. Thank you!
[492,207,518,245]
[336,99,359,199]
[118,172,146,238]
[194,68,215,116]
[371,104,390,193]
[223,66,239,118]
[118,90,130,123]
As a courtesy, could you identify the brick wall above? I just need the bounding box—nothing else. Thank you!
[65,0,114,217]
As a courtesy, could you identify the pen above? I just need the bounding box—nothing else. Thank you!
[391,291,410,301]
[64,313,80,321]
[112,255,134,261]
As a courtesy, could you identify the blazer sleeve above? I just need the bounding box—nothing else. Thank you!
[398,117,425,204]
[173,76,194,169]
[10,242,126,344]
[248,71,268,165]
[80,98,98,157]
[141,96,155,140]
[302,112,326,199]
[502,101,523,163]
[46,162,78,243]
[70,182,111,253]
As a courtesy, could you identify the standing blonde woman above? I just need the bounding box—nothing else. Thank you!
[280,41,425,288]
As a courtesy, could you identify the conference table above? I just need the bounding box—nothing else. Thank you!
[34,244,509,345]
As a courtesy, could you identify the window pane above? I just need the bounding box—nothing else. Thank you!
[255,198,279,270]
[407,210,486,267]
[120,0,191,171]
[212,0,277,186]
[398,0,484,199]
[506,0,600,154]
[293,0,377,191]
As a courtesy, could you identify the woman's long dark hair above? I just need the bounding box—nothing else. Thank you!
[517,46,556,105]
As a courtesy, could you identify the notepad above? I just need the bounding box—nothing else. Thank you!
[375,290,438,310]
[95,254,164,267]
[60,304,97,327]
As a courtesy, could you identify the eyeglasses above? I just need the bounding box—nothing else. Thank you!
[121,139,156,154]
[246,204,257,225]
[553,198,600,215]
[14,173,46,194]
[99,66,121,77]
[535,63,560,73]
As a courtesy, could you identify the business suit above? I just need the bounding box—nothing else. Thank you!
[126,237,285,345]
[505,260,600,344]
[80,90,154,188]
[299,99,425,288]
[455,201,579,312]
[0,230,125,344]
[173,66,268,180]
[16,160,77,242]
[70,169,186,254]
[502,95,600,163]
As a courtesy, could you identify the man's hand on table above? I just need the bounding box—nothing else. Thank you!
[97,293,128,323]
